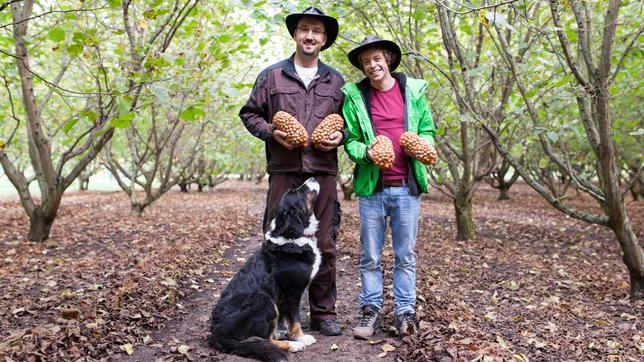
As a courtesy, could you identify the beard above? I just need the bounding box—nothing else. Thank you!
[299,42,319,57]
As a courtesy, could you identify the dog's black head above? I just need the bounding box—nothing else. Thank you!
[268,178,319,240]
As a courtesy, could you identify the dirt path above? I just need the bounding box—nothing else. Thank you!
[124,206,398,362]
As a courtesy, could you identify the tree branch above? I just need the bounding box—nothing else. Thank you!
[482,124,609,226]
[548,0,590,90]
[609,24,643,85]
[434,0,520,15]
[2,74,22,146]
[0,0,23,13]
[0,6,108,30]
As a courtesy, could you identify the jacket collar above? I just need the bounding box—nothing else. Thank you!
[284,54,331,79]
[355,72,407,100]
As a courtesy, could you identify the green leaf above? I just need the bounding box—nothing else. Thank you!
[67,43,83,57]
[149,84,169,103]
[145,56,171,68]
[48,28,66,42]
[628,128,644,136]
[538,157,549,169]
[121,112,135,122]
[118,97,130,115]
[179,106,205,122]
[109,113,134,129]
[552,74,573,88]
[63,118,78,134]
[546,131,559,143]
[143,9,160,20]
[233,23,249,32]
[174,56,186,66]
[525,88,538,99]
[80,110,97,122]
[72,32,86,42]
[107,0,121,8]
[485,12,517,32]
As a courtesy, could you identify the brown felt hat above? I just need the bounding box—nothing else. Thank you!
[285,6,338,51]
[347,35,402,71]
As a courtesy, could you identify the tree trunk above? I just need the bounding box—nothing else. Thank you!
[27,195,61,242]
[498,185,510,200]
[179,183,188,193]
[454,194,475,240]
[340,184,353,201]
[611,219,644,300]
[131,204,145,216]
[197,183,204,192]
[629,176,642,201]
[79,175,89,191]
[28,209,56,242]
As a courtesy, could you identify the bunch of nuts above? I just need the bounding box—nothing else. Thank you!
[312,114,344,149]
[399,132,438,165]
[370,135,395,170]
[272,111,308,148]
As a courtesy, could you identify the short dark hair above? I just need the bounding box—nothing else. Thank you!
[358,46,397,70]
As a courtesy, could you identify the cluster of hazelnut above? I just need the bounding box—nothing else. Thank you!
[399,132,438,165]
[369,135,395,170]
[272,111,308,147]
[311,114,344,148]
[272,112,345,149]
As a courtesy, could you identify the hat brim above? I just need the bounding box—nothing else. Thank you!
[348,39,401,72]
[285,14,338,51]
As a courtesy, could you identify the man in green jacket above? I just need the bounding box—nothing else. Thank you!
[342,36,436,339]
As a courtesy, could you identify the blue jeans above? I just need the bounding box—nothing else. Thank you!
[358,185,420,316]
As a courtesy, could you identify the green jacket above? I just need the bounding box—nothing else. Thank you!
[342,73,436,197]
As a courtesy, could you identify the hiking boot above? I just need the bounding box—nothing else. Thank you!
[353,305,380,340]
[395,311,416,336]
[310,319,342,336]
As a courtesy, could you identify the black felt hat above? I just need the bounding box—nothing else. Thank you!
[347,35,402,71]
[285,6,338,51]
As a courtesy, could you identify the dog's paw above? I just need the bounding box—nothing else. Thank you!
[288,340,306,352]
[296,334,316,346]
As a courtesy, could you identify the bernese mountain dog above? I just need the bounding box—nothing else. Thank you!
[209,177,321,362]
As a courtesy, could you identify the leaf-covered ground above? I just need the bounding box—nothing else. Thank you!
[0,181,642,361]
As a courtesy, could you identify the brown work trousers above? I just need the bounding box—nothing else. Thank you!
[263,174,341,322]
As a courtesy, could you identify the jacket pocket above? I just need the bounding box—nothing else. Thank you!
[270,87,301,117]
[314,87,340,118]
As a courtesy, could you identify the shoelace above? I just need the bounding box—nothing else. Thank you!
[400,313,415,324]
[359,310,376,327]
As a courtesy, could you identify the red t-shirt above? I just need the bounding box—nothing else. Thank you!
[370,80,408,181]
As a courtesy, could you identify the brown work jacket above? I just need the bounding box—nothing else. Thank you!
[239,55,345,175]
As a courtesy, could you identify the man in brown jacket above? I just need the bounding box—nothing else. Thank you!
[239,6,345,336]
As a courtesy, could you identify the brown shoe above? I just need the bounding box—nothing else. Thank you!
[353,305,380,340]
[310,319,342,336]
[395,311,416,336]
